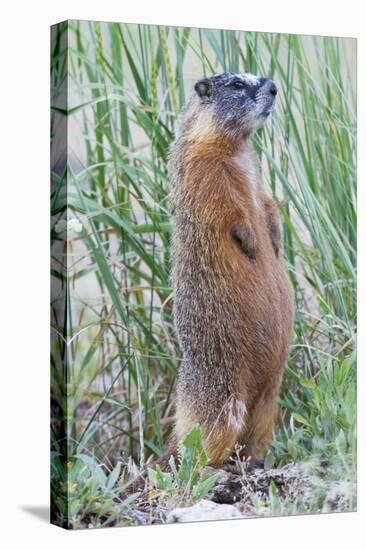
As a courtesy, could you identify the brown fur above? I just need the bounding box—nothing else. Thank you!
[168,92,294,466]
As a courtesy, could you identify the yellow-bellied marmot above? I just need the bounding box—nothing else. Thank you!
[169,72,294,465]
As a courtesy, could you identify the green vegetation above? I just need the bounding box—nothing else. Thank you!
[51,20,356,528]
[147,426,220,507]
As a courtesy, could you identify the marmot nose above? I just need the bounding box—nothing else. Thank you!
[269,81,277,96]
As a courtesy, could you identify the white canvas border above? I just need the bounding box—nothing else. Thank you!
[0,1,363,549]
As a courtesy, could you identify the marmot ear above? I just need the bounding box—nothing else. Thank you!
[194,78,213,98]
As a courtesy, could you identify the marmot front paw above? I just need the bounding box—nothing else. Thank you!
[232,225,257,261]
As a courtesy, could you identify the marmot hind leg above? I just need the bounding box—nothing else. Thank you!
[239,387,280,462]
[201,424,242,465]
[174,395,247,466]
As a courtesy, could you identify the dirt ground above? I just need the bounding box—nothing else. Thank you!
[123,461,356,526]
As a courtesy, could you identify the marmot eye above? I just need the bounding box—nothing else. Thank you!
[232,80,246,89]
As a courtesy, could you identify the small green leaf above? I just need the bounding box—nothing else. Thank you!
[106,462,121,490]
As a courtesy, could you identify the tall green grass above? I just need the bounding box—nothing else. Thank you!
[51,21,356,527]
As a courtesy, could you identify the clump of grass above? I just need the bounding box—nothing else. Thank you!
[51,447,140,529]
[147,426,219,508]
[51,20,356,527]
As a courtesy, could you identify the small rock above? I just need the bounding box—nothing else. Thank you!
[166,499,244,523]
[206,469,243,504]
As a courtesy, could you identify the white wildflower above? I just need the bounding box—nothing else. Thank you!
[54,219,67,233]
[67,218,83,233]
[54,217,83,234]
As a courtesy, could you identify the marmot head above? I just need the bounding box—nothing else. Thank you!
[180,72,277,143]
